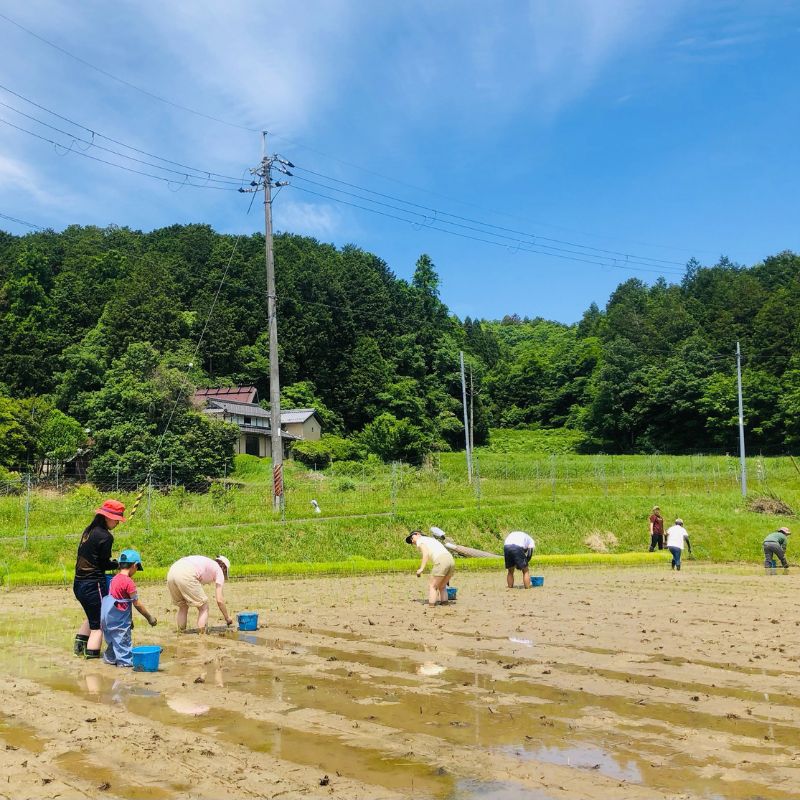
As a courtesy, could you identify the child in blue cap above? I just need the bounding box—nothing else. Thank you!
[101,548,157,667]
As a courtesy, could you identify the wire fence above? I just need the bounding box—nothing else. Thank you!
[0,453,791,546]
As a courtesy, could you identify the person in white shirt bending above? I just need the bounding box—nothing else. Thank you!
[406,530,455,606]
[504,531,535,588]
[665,519,692,571]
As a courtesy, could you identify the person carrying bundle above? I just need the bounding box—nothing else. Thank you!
[504,530,535,588]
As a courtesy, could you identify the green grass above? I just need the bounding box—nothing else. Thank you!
[1,552,664,588]
[0,436,796,582]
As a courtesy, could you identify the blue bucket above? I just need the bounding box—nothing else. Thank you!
[446,587,458,601]
[531,576,544,587]
[237,612,258,631]
[132,645,162,672]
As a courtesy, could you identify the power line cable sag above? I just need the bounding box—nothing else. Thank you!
[289,184,685,276]
[0,116,242,191]
[0,212,44,230]
[0,76,690,268]
[290,173,686,271]
[0,99,243,187]
[0,82,245,183]
[0,11,260,134]
[292,167,687,268]
[0,14,713,257]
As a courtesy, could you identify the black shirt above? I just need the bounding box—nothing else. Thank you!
[74,522,115,580]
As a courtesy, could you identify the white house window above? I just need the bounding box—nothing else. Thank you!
[244,416,252,425]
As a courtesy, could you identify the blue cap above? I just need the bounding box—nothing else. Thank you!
[119,548,144,570]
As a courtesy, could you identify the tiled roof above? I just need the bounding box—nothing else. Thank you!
[194,386,258,404]
[206,399,271,418]
[280,408,318,424]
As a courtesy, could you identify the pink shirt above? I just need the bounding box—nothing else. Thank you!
[109,573,138,611]
[182,556,225,586]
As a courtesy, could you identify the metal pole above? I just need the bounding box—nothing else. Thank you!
[736,341,747,496]
[460,351,472,483]
[469,364,474,456]
[24,473,31,548]
[262,132,283,511]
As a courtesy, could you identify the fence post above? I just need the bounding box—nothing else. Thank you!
[146,475,152,532]
[116,461,120,493]
[23,473,31,549]
[550,455,557,503]
[473,454,482,509]
[390,462,398,519]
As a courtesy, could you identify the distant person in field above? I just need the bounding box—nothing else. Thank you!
[504,530,535,588]
[101,549,157,667]
[648,506,665,551]
[166,555,234,631]
[665,518,692,571]
[73,499,125,659]
[763,526,790,570]
[406,530,455,606]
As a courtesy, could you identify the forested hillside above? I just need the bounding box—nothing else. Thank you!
[1,223,798,480]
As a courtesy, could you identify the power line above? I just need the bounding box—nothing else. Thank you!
[292,166,687,268]
[289,184,685,276]
[0,116,242,192]
[290,172,685,272]
[0,15,713,257]
[0,82,245,183]
[0,99,243,187]
[0,11,260,134]
[0,212,45,230]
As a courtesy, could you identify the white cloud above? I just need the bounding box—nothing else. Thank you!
[273,198,341,237]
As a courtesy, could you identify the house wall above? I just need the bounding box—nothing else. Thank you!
[284,418,321,441]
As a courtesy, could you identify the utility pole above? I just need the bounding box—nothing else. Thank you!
[243,133,294,510]
[460,351,472,483]
[736,340,747,497]
[469,364,474,459]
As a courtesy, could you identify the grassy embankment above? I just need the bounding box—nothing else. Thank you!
[0,429,796,584]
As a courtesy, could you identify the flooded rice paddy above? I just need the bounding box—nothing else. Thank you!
[0,567,798,799]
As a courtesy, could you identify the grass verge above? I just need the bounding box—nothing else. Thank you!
[1,551,665,588]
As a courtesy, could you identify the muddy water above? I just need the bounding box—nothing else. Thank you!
[1,568,799,799]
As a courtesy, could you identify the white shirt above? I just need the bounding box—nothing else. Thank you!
[415,535,448,558]
[504,531,535,550]
[665,525,689,550]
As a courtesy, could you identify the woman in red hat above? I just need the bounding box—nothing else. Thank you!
[73,499,126,658]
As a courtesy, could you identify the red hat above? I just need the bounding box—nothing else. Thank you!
[95,499,127,522]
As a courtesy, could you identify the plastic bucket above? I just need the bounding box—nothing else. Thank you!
[531,576,544,587]
[132,645,162,672]
[237,612,258,631]
[446,587,458,601]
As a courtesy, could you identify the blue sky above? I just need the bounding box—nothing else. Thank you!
[0,0,798,323]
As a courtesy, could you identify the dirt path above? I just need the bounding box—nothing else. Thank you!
[1,565,799,799]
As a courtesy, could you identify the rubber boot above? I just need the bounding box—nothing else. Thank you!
[85,648,101,660]
[73,634,89,657]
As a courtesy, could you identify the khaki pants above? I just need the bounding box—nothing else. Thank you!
[167,562,208,608]
[432,552,455,578]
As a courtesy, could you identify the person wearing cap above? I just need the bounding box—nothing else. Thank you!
[648,506,665,551]
[763,527,791,570]
[166,555,233,631]
[73,499,126,659]
[665,518,692,571]
[406,530,455,606]
[504,531,535,588]
[101,549,157,667]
